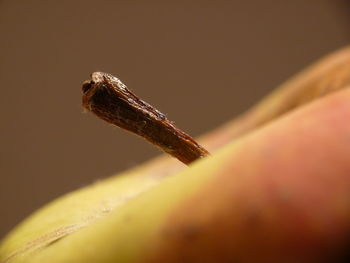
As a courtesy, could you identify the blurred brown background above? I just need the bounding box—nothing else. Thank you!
[0,0,349,238]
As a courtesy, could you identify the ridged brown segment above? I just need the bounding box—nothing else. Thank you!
[82,72,209,165]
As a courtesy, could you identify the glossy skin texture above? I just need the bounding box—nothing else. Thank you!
[2,47,350,263]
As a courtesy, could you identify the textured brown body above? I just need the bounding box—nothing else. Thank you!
[82,72,209,165]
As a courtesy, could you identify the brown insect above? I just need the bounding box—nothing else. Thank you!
[82,72,209,165]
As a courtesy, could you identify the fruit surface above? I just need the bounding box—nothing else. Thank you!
[1,47,350,263]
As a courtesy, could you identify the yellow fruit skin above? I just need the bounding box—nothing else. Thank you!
[0,165,168,262]
[1,146,220,263]
[3,86,350,263]
[145,87,350,263]
[200,45,350,150]
[1,46,350,263]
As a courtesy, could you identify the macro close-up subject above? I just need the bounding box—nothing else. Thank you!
[1,1,350,263]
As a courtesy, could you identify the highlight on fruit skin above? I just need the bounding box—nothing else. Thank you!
[2,46,350,263]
